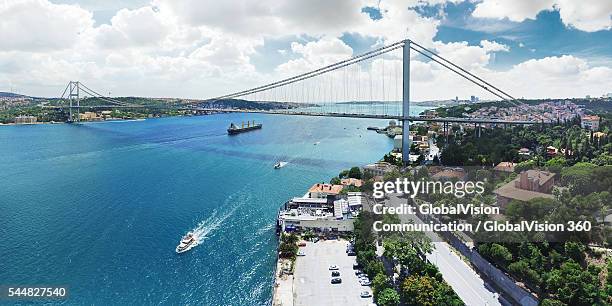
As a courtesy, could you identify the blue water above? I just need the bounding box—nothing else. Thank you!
[0,113,393,305]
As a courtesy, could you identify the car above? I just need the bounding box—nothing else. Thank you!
[347,251,356,256]
[331,277,342,284]
[297,251,305,256]
[328,265,339,270]
[360,291,372,298]
[360,280,372,286]
[298,241,307,247]
[331,271,340,277]
[352,263,361,270]
[355,270,363,275]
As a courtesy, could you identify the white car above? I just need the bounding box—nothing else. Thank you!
[360,291,372,298]
[360,280,372,286]
[328,265,339,270]
[297,251,305,256]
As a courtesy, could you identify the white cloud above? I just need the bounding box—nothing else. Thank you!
[94,6,171,49]
[276,37,354,75]
[480,40,510,52]
[0,0,611,101]
[0,0,94,51]
[472,0,612,32]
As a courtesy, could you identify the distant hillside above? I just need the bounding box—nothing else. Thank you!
[198,98,315,110]
[0,92,29,98]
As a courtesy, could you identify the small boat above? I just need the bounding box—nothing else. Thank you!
[176,232,197,254]
[274,161,288,169]
[314,141,320,145]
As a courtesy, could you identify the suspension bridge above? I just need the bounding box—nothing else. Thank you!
[54,39,538,164]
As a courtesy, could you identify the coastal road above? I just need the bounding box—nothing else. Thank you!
[384,194,502,306]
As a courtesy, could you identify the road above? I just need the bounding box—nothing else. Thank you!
[384,194,502,306]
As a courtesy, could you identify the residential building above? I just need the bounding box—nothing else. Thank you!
[431,167,466,181]
[494,170,555,209]
[363,161,398,177]
[493,162,516,174]
[581,115,600,130]
[340,178,363,188]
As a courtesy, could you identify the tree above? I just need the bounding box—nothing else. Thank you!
[376,288,400,306]
[402,275,436,306]
[372,273,390,295]
[330,177,341,185]
[348,166,362,179]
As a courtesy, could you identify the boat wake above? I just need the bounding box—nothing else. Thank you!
[177,195,246,253]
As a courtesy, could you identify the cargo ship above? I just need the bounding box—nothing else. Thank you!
[227,121,262,135]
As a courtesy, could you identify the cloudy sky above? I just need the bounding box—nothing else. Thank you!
[1,0,611,101]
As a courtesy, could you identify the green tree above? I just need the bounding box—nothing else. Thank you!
[348,166,362,179]
[376,288,400,306]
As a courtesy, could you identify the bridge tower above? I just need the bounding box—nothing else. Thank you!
[401,40,411,166]
[67,81,80,123]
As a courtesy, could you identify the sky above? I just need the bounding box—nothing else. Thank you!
[0,0,611,101]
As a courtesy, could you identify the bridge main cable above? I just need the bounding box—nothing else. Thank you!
[206,40,406,102]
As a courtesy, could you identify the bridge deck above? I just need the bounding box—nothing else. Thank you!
[45,105,539,124]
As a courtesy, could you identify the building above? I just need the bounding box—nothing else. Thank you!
[431,167,466,181]
[493,162,516,174]
[494,170,555,209]
[470,95,479,103]
[340,178,363,188]
[14,115,37,124]
[308,183,343,199]
[277,209,355,233]
[277,193,363,234]
[581,115,600,130]
[79,111,102,121]
[518,148,531,157]
[363,161,398,177]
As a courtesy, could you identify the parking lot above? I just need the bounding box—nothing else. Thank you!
[294,239,374,306]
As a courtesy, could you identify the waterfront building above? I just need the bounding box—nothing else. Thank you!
[307,183,343,199]
[14,115,37,124]
[79,111,102,121]
[494,170,555,209]
[581,115,600,130]
[277,208,355,233]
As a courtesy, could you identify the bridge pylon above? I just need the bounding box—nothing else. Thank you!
[67,81,80,123]
[401,40,411,166]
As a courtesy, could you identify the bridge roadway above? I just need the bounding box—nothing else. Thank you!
[48,105,538,125]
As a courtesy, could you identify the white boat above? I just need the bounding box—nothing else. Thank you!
[314,141,320,145]
[176,232,197,253]
[274,161,288,169]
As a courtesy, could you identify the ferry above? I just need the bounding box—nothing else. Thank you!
[227,121,262,135]
[176,232,196,254]
[274,161,288,169]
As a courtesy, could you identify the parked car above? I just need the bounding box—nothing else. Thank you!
[331,271,340,277]
[360,291,372,298]
[298,241,307,247]
[297,251,305,256]
[331,277,342,284]
[355,270,363,275]
[360,280,372,286]
[352,263,360,270]
[328,265,339,270]
[347,251,356,256]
